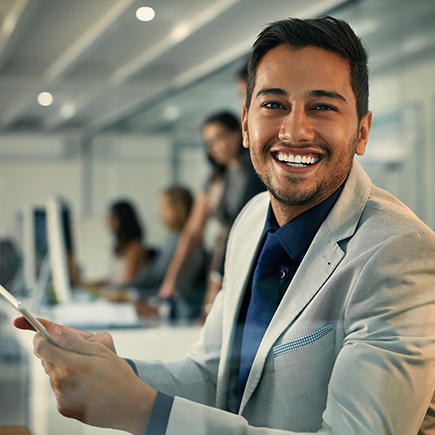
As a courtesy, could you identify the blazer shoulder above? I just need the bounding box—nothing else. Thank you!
[225,192,269,252]
[364,184,435,240]
[233,191,269,228]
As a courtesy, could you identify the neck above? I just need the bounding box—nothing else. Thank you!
[270,196,313,227]
[226,158,241,169]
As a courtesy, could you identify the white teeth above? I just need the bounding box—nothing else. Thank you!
[276,152,319,166]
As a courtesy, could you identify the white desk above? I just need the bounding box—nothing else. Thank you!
[14,321,200,435]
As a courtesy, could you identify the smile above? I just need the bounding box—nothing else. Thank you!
[274,152,321,168]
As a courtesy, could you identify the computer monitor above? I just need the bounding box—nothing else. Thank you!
[43,197,140,328]
[21,205,49,292]
[46,197,74,304]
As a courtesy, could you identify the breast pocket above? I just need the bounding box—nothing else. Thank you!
[272,323,335,372]
[255,323,337,432]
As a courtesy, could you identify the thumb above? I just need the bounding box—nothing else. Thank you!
[52,326,104,356]
[86,331,117,354]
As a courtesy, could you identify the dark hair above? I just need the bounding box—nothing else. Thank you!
[202,111,244,175]
[203,111,241,133]
[162,185,193,233]
[110,201,143,253]
[237,63,248,83]
[246,16,369,120]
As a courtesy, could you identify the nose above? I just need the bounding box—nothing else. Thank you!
[278,107,314,144]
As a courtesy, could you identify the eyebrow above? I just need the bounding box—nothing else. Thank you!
[255,88,348,104]
[255,88,287,99]
[307,89,347,103]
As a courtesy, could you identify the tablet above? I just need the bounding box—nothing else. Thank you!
[0,284,56,345]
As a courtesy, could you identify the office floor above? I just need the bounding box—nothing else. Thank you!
[0,311,29,426]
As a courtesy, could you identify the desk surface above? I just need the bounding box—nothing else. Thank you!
[13,322,201,435]
[0,426,32,435]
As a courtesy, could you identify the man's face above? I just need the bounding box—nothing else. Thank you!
[242,45,371,224]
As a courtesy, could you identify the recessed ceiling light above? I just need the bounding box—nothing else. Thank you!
[37,92,54,107]
[136,7,155,22]
[60,103,76,120]
[163,105,179,122]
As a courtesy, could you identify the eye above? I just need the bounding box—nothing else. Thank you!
[263,102,284,110]
[313,104,336,111]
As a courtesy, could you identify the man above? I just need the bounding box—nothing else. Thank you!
[16,16,435,434]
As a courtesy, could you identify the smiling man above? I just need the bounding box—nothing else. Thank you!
[16,16,435,435]
[242,43,370,225]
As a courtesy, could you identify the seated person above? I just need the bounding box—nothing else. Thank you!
[81,200,147,292]
[117,186,207,318]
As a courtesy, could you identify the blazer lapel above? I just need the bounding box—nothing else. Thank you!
[216,193,269,408]
[239,161,373,412]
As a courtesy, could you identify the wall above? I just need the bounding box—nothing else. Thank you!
[365,57,435,229]
[84,133,172,279]
[0,132,174,280]
[0,134,84,239]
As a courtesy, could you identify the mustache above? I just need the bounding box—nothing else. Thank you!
[264,140,331,159]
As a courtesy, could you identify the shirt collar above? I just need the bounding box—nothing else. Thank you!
[263,183,345,262]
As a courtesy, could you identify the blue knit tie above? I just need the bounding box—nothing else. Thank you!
[237,230,288,403]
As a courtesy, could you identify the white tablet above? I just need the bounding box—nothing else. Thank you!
[0,284,56,345]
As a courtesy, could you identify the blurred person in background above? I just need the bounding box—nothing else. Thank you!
[126,186,207,318]
[237,63,248,104]
[158,111,265,320]
[81,200,147,291]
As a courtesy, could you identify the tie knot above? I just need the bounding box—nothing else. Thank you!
[257,231,288,267]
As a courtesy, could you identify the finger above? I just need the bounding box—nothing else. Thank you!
[14,316,94,342]
[14,316,35,331]
[41,357,55,375]
[50,327,109,357]
[33,332,54,359]
[44,322,94,341]
[86,331,117,354]
[32,328,91,368]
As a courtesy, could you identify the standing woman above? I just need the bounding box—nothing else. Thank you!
[158,111,265,318]
[106,200,147,286]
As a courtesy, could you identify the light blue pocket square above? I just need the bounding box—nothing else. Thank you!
[273,323,335,358]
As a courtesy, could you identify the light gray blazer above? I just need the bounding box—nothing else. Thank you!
[134,161,435,434]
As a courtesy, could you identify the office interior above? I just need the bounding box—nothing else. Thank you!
[0,0,434,433]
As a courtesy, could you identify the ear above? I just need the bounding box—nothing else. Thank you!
[355,111,372,156]
[241,106,249,149]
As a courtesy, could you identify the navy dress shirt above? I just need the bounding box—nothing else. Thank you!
[142,184,344,434]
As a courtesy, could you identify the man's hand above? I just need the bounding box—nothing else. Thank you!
[14,317,116,352]
[14,317,157,435]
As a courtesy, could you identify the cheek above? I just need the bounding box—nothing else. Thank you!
[163,210,172,226]
[315,122,356,156]
[209,144,223,160]
[247,117,277,151]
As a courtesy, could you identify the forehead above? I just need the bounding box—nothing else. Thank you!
[254,45,354,101]
[203,121,227,137]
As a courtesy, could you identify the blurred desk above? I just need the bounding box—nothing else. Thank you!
[14,323,201,435]
[0,427,32,435]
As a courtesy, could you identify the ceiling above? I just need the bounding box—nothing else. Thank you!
[0,0,434,141]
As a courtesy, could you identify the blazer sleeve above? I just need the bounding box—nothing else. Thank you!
[132,287,226,407]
